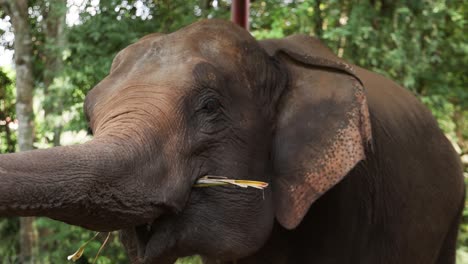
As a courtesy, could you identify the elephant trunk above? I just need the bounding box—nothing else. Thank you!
[0,139,164,231]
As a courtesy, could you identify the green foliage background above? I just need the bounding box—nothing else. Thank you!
[0,0,467,263]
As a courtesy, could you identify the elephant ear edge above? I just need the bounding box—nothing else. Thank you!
[261,35,372,230]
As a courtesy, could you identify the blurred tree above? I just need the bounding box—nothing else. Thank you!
[40,0,67,146]
[0,0,38,263]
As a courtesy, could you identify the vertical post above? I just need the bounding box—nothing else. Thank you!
[231,0,250,30]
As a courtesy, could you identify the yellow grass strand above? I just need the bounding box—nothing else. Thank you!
[92,232,111,264]
[194,176,268,189]
[67,232,100,262]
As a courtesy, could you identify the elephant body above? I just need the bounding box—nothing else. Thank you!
[0,20,463,264]
[228,51,464,264]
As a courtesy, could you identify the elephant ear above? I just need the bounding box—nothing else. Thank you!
[260,35,372,229]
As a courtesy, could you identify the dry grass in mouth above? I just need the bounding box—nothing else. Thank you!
[193,175,269,189]
[68,176,268,262]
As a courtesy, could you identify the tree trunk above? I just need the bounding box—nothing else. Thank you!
[42,0,67,147]
[19,218,37,264]
[0,0,38,262]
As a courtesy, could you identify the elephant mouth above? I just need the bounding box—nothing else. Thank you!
[131,219,177,264]
[129,176,210,263]
[128,186,196,264]
[135,223,153,255]
[128,176,205,263]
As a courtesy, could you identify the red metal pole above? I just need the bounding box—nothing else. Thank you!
[231,0,250,30]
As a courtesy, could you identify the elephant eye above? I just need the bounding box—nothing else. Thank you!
[194,95,226,133]
[201,98,221,114]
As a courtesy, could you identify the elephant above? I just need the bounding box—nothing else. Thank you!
[0,19,464,264]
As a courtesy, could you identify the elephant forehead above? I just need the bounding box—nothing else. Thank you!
[88,46,239,117]
[112,20,255,72]
[110,40,202,79]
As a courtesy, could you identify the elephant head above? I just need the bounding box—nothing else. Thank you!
[0,20,371,263]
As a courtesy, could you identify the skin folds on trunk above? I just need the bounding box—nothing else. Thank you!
[0,139,163,231]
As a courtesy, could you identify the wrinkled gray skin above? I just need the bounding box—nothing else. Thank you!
[0,20,464,264]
